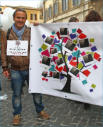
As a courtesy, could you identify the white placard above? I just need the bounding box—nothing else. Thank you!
[7,40,28,56]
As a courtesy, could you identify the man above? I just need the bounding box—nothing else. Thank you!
[1,8,49,126]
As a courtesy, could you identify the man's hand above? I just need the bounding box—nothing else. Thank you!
[3,70,10,78]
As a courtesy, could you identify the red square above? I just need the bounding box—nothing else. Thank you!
[63,66,67,72]
[74,47,78,51]
[56,32,61,39]
[50,35,54,38]
[49,71,53,76]
[94,52,100,60]
[77,28,82,34]
[55,65,63,72]
[82,70,91,77]
[93,65,98,70]
[69,61,77,67]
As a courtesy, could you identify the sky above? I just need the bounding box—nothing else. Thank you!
[0,0,43,8]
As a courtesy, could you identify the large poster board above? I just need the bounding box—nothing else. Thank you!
[29,22,103,106]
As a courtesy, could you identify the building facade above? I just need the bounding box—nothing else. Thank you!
[43,0,103,23]
[0,6,43,24]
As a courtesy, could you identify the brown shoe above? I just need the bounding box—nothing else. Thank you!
[13,114,21,126]
[39,111,50,120]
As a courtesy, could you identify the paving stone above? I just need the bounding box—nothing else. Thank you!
[0,71,103,127]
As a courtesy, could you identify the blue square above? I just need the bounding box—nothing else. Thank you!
[91,46,97,52]
[42,34,46,39]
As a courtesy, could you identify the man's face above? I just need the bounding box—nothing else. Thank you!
[13,11,27,30]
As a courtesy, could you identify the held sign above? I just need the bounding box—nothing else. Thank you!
[7,40,28,56]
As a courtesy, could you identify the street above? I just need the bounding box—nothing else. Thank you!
[0,72,103,127]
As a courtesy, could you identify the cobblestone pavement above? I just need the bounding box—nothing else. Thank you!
[0,73,103,127]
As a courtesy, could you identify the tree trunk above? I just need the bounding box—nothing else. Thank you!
[61,74,71,93]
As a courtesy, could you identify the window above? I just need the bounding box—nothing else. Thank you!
[30,14,33,20]
[30,14,37,20]
[44,10,48,22]
[72,0,81,6]
[62,0,68,12]
[33,14,37,20]
[54,2,58,16]
[48,6,52,18]
[40,12,43,19]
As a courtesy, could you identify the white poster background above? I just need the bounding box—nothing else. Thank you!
[7,40,28,56]
[29,22,103,106]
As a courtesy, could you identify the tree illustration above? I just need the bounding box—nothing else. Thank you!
[38,27,100,93]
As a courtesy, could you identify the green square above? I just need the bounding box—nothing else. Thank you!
[41,44,48,50]
[82,80,87,85]
[78,62,83,70]
[38,48,42,52]
[90,38,94,43]
[72,29,76,33]
[86,52,94,56]
[73,40,77,44]
[65,55,68,62]
[52,31,55,35]
[91,84,96,88]
[58,53,62,58]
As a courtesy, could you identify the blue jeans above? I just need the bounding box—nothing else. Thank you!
[10,69,44,115]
